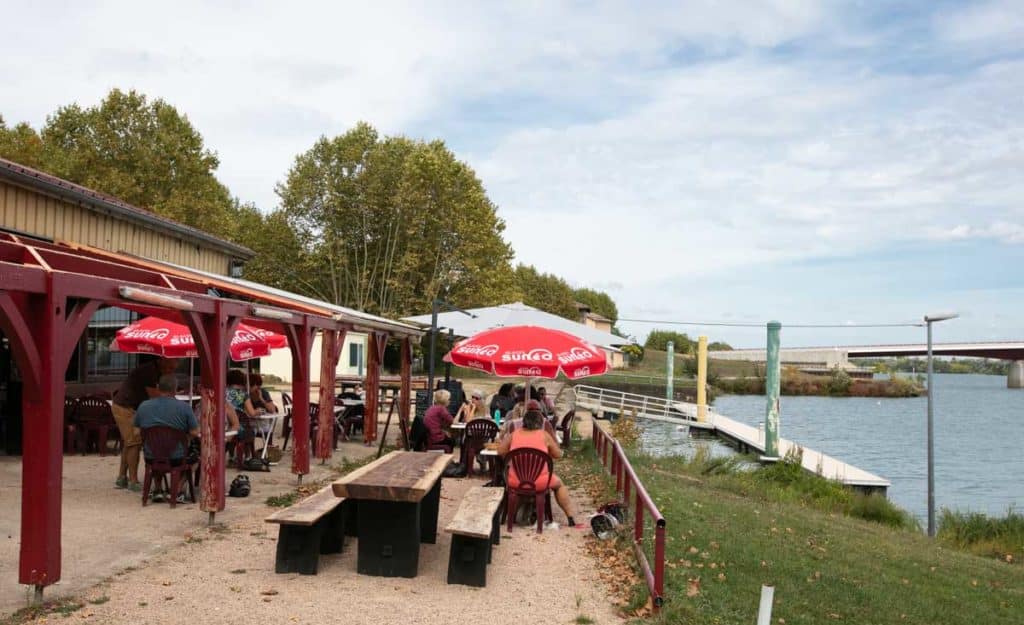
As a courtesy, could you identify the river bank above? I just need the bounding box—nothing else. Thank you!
[572,427,1023,624]
[713,369,922,397]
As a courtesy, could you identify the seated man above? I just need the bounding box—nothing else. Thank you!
[133,374,200,463]
[499,400,556,440]
[497,408,577,528]
[248,373,278,414]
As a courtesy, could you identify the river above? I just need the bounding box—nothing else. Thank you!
[639,373,1022,522]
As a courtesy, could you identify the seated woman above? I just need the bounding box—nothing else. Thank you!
[489,382,516,421]
[423,388,455,449]
[248,373,278,414]
[224,369,255,436]
[499,399,556,440]
[455,389,487,422]
[497,408,577,527]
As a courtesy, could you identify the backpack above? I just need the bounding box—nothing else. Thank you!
[229,474,251,497]
[410,416,429,451]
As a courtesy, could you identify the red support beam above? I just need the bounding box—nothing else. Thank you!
[316,328,346,461]
[399,337,412,450]
[286,318,314,478]
[363,331,389,444]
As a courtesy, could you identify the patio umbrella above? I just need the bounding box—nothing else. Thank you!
[114,316,287,396]
[444,325,609,380]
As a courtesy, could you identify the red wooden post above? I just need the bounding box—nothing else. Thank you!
[654,520,666,603]
[287,319,313,479]
[316,328,345,460]
[363,331,389,443]
[399,337,412,450]
[635,490,644,543]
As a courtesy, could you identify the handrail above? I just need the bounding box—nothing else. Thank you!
[592,420,666,611]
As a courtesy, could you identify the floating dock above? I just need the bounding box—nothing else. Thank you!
[573,385,890,495]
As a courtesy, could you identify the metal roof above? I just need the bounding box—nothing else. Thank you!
[403,301,627,350]
[0,157,254,259]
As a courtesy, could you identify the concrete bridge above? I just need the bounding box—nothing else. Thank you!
[708,341,1024,388]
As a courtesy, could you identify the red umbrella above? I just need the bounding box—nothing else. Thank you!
[115,316,285,361]
[445,325,608,379]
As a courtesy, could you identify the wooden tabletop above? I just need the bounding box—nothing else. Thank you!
[332,451,453,503]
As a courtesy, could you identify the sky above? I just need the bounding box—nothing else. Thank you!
[2,0,1022,348]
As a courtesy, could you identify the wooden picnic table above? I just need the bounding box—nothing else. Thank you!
[332,450,452,577]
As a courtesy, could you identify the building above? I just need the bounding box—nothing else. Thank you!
[575,302,623,368]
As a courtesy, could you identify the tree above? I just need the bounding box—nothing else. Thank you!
[708,341,733,351]
[276,123,515,315]
[573,287,618,321]
[0,116,44,168]
[512,264,579,319]
[644,329,696,355]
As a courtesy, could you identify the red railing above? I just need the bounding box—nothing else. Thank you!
[592,421,666,610]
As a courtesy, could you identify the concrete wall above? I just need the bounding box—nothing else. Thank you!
[709,348,851,368]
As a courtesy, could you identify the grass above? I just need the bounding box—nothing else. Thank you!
[571,439,1023,624]
[264,491,301,507]
[574,616,595,624]
[939,509,1024,562]
[1,599,84,624]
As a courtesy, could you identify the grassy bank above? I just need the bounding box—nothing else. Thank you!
[570,439,1022,624]
[714,368,922,398]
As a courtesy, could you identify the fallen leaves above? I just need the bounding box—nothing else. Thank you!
[687,577,701,597]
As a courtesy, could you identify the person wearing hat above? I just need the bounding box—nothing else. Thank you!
[456,389,487,422]
[499,399,556,440]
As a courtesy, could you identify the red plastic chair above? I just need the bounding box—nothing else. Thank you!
[76,395,115,455]
[140,426,196,508]
[280,392,293,450]
[503,447,554,534]
[463,418,499,475]
[556,410,576,449]
[233,410,257,470]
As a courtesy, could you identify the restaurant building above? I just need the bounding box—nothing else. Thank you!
[0,156,422,599]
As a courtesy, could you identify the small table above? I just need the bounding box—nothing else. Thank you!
[480,448,501,483]
[251,413,280,460]
[332,451,452,577]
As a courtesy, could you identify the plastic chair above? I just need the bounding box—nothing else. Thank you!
[140,426,196,508]
[556,410,576,449]
[503,448,554,534]
[307,402,341,450]
[463,418,499,475]
[76,395,115,455]
[280,392,293,450]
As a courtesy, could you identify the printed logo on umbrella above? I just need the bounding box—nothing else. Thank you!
[557,347,594,364]
[572,366,591,377]
[517,366,544,376]
[501,348,553,362]
[454,343,500,356]
[121,327,170,340]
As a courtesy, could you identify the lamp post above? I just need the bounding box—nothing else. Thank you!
[924,311,958,537]
[427,298,476,393]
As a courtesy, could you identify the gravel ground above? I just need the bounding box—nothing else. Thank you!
[3,382,621,625]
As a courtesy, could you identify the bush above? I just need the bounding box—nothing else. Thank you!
[826,367,852,395]
[938,509,1024,561]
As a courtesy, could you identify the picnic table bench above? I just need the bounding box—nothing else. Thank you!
[266,485,352,574]
[332,450,452,578]
[445,485,504,587]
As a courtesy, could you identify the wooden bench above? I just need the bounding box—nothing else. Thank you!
[444,486,505,587]
[266,485,352,575]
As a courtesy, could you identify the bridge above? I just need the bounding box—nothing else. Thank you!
[708,341,1024,388]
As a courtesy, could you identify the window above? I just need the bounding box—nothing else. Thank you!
[349,342,363,368]
[85,307,140,379]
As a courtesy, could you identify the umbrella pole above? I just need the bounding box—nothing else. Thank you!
[189,358,194,398]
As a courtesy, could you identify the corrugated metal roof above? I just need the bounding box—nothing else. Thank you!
[403,302,627,350]
[0,157,254,259]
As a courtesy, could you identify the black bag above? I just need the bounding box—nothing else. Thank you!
[410,416,429,451]
[442,462,467,478]
[228,474,251,497]
[243,456,270,472]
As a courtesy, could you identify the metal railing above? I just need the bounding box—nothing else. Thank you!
[592,421,666,610]
[574,384,708,425]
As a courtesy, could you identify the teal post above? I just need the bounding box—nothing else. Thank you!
[763,321,781,459]
[666,341,675,401]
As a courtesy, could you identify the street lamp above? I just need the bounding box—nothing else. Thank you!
[924,311,958,537]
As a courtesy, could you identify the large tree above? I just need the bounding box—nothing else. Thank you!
[0,89,238,239]
[513,264,579,320]
[275,123,515,316]
[573,286,618,321]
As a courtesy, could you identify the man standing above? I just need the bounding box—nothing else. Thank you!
[133,374,199,460]
[111,357,178,490]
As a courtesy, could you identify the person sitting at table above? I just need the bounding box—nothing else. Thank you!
[225,369,255,437]
[497,407,577,528]
[489,382,516,421]
[134,374,199,461]
[536,386,556,417]
[112,356,179,491]
[248,373,279,414]
[499,399,556,440]
[424,388,456,449]
[456,389,487,422]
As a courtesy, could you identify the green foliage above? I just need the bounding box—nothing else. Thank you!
[276,123,515,315]
[644,329,695,354]
[825,366,852,395]
[265,491,300,508]
[854,357,1010,376]
[939,509,1024,562]
[619,343,644,364]
[513,264,578,319]
[5,89,239,239]
[707,340,733,351]
[572,286,618,321]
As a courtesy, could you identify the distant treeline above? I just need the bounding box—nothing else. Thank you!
[852,357,1010,376]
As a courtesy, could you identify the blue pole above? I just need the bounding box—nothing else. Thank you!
[764,321,781,459]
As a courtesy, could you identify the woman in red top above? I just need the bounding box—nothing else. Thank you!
[497,408,577,527]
